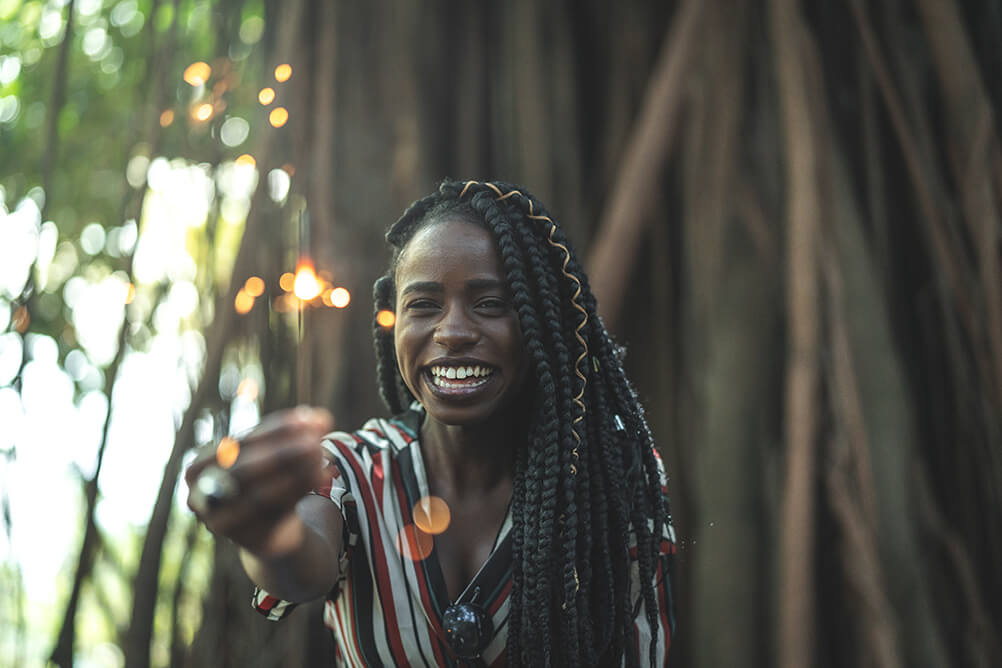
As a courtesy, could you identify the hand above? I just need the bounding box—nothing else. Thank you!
[185,406,334,557]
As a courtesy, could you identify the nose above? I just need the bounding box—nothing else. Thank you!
[433,305,479,350]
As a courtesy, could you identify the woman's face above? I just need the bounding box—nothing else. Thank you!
[393,218,528,427]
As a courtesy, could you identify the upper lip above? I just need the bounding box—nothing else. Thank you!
[425,357,493,369]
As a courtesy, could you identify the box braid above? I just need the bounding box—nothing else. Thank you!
[371,179,670,667]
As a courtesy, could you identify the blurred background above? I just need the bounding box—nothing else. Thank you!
[1,0,1000,666]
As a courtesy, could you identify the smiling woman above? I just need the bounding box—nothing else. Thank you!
[393,220,529,428]
[186,179,676,667]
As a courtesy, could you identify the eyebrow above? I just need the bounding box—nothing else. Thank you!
[399,278,506,297]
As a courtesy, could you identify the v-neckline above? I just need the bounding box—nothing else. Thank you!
[404,430,514,617]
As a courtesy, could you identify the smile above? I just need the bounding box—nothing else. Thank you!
[429,364,494,380]
[425,364,495,395]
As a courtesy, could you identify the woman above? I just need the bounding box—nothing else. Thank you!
[187,179,676,667]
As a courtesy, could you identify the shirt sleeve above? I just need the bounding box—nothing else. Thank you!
[251,432,359,621]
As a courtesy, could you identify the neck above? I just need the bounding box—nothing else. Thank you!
[420,414,522,498]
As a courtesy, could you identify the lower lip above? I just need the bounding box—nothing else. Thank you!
[424,371,496,400]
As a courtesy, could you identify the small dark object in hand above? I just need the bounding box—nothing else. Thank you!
[190,467,238,514]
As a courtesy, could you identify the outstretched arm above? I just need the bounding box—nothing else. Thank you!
[186,407,344,602]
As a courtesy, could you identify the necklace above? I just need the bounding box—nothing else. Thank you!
[366,467,511,665]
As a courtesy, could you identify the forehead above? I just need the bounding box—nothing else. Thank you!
[396,218,504,281]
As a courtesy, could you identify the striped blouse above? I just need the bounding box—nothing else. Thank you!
[252,405,676,667]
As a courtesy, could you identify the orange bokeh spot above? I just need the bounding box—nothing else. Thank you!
[293,262,322,300]
[234,289,254,314]
[237,377,259,401]
[269,107,289,128]
[274,64,292,82]
[413,496,451,535]
[12,306,29,333]
[183,61,211,86]
[216,436,240,469]
[244,276,265,297]
[329,287,350,309]
[376,310,396,328]
[124,283,136,304]
[258,87,276,105]
[279,272,296,292]
[193,103,213,121]
[235,154,256,167]
[396,524,434,562]
[159,109,175,127]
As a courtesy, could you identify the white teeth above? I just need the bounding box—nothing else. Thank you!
[429,364,494,380]
[432,375,490,388]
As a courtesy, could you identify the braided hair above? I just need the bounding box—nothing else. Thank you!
[372,179,671,667]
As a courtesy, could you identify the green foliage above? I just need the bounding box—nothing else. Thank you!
[1,0,279,665]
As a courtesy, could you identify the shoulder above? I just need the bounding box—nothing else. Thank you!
[321,406,422,464]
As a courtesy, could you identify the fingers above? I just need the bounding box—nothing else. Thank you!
[238,406,333,448]
[184,406,335,551]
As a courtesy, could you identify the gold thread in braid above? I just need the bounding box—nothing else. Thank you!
[457,181,591,464]
[482,182,505,198]
[459,180,479,198]
[526,201,590,448]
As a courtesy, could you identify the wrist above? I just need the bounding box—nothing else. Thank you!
[241,512,306,560]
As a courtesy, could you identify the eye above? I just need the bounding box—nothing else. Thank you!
[475,296,509,311]
[405,298,439,311]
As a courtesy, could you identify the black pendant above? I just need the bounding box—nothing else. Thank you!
[443,599,492,659]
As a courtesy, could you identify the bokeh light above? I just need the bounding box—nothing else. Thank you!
[236,377,259,401]
[220,116,250,147]
[159,109,175,127]
[243,276,265,297]
[124,283,136,304]
[413,496,451,535]
[329,287,350,308]
[183,61,211,86]
[279,272,295,292]
[239,16,265,44]
[216,436,240,469]
[234,289,254,314]
[396,524,434,561]
[193,103,213,121]
[376,310,395,328]
[293,262,322,300]
[267,168,291,204]
[0,55,22,86]
[274,64,292,82]
[268,107,289,128]
[258,87,275,105]
[0,332,23,385]
[234,153,255,167]
[79,223,106,256]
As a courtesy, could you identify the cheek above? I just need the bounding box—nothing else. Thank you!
[393,328,406,369]
[393,324,418,384]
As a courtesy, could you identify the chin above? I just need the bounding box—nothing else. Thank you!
[423,404,500,428]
